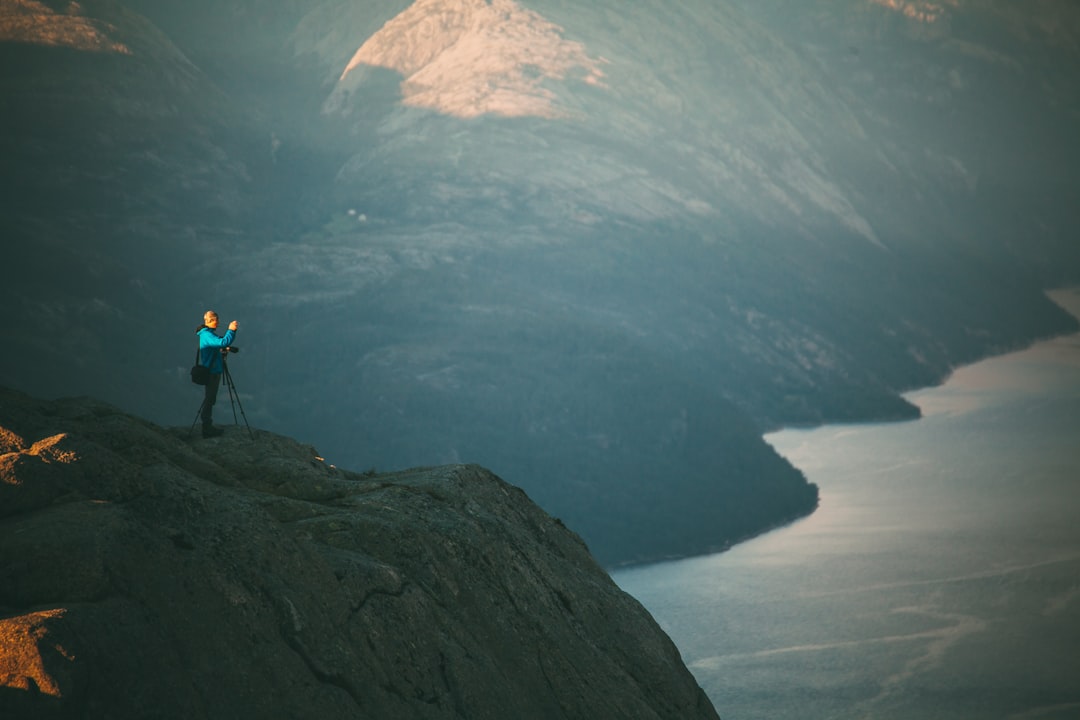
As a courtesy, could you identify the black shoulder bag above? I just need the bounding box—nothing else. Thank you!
[190,349,210,385]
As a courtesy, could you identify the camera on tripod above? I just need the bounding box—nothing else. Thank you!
[220,346,240,355]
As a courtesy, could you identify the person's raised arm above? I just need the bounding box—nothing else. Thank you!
[200,322,238,348]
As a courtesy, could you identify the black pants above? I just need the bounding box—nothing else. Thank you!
[201,373,221,426]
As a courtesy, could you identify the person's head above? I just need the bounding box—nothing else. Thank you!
[203,310,219,329]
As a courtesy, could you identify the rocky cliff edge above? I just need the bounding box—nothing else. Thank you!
[0,386,718,719]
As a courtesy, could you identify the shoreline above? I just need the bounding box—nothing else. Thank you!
[912,286,1080,396]
[613,293,1080,720]
[612,287,1080,572]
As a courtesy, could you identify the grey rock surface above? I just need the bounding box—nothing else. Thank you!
[0,386,718,719]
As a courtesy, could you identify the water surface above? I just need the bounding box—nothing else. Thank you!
[614,289,1080,720]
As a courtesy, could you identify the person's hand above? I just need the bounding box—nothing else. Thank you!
[229,320,239,331]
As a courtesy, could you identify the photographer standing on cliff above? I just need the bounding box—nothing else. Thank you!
[195,310,238,438]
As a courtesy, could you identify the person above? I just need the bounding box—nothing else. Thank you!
[195,310,238,438]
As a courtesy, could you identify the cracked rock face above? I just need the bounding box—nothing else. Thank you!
[0,386,718,719]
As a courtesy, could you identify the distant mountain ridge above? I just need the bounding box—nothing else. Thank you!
[318,0,886,241]
[2,0,1078,565]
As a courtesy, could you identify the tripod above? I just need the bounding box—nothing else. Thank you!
[189,351,255,440]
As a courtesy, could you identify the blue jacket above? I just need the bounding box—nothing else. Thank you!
[197,326,236,374]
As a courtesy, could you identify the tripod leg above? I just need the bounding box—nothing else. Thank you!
[188,398,207,439]
[224,369,240,426]
[222,362,255,440]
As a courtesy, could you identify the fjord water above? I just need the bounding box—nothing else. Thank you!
[614,290,1080,720]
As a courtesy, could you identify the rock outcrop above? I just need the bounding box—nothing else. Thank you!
[0,386,719,719]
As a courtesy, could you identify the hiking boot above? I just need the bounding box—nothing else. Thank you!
[201,424,224,438]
